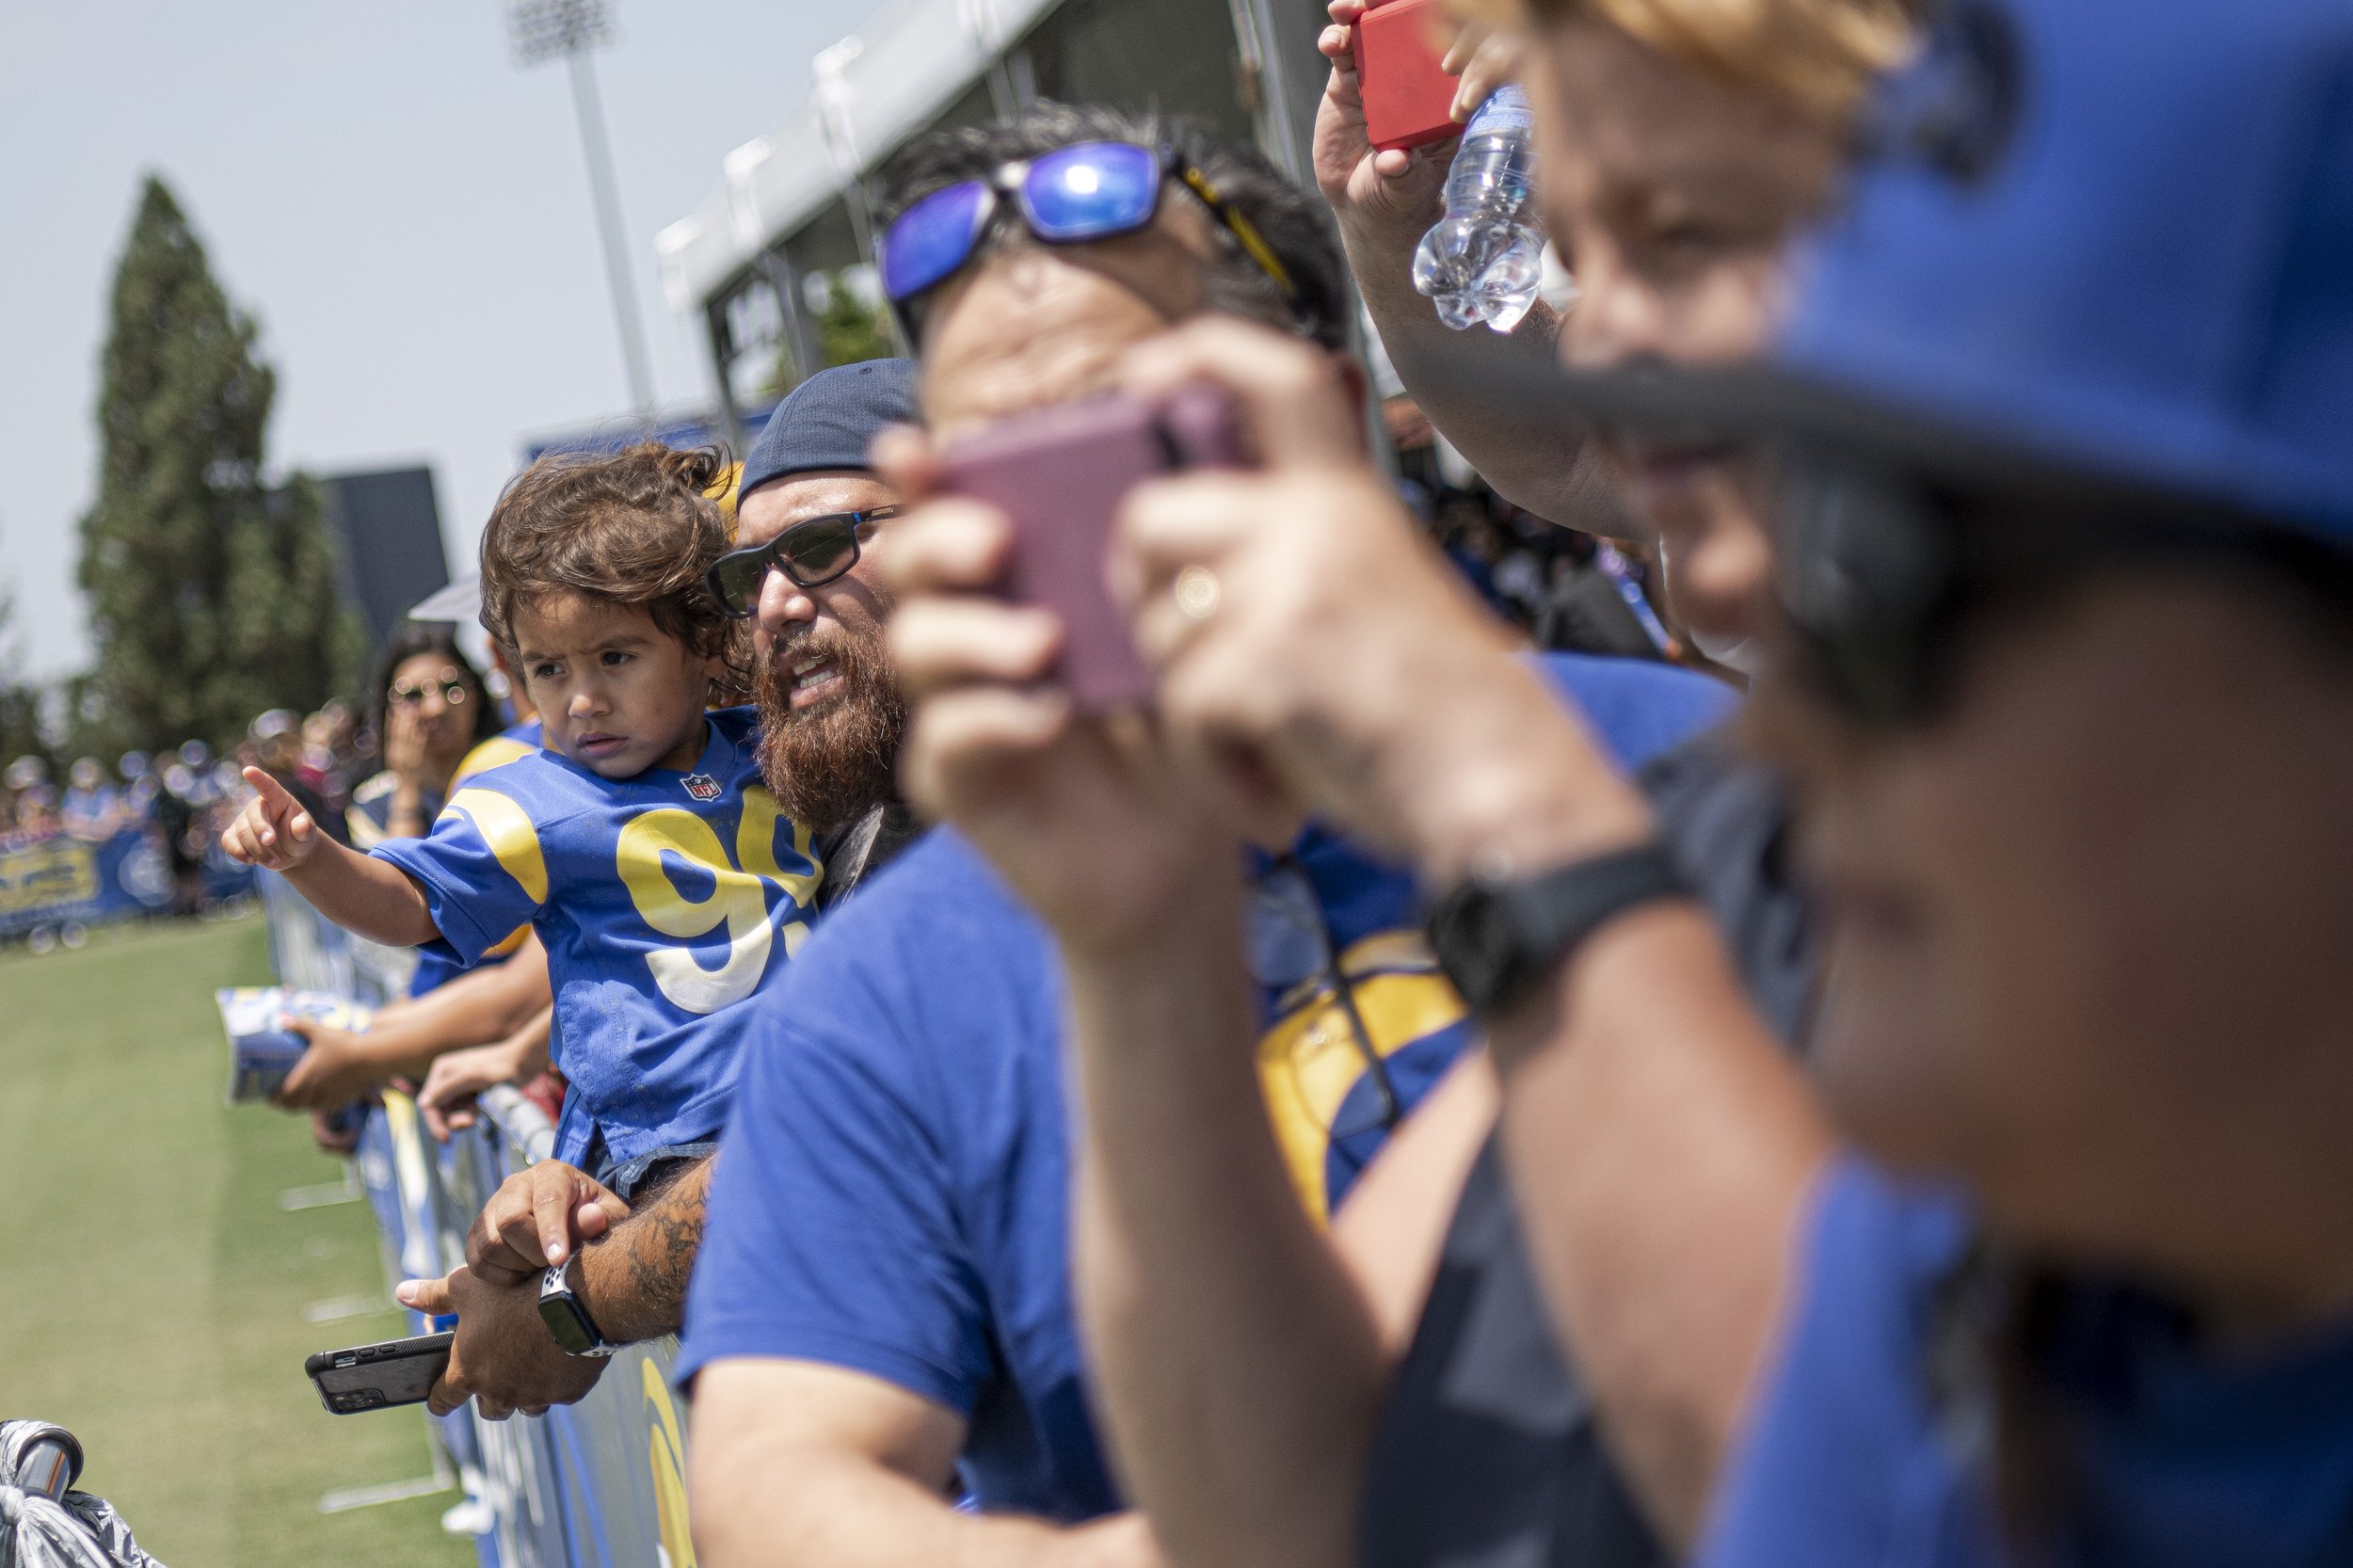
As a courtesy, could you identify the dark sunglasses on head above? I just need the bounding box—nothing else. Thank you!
[705,505,903,617]
[1773,444,2352,728]
[877,140,1300,343]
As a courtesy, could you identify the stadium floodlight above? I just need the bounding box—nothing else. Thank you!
[507,0,615,66]
[507,0,656,419]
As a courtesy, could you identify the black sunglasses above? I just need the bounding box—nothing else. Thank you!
[1774,445,2353,728]
[705,505,903,617]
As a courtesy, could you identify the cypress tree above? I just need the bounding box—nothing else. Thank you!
[77,175,357,754]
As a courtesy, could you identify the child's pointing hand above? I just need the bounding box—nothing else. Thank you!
[222,766,323,871]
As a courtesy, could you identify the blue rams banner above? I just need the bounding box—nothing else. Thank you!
[0,827,176,938]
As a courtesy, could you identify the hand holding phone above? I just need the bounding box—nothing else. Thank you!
[937,384,1242,712]
[306,1332,453,1415]
[1354,0,1464,152]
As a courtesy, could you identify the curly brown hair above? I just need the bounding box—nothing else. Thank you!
[477,441,746,699]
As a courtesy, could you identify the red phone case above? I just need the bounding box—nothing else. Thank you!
[1355,0,1463,152]
[939,388,1241,713]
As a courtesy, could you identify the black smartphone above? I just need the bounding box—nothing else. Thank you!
[305,1331,454,1415]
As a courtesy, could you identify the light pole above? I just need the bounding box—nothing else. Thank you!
[509,0,656,419]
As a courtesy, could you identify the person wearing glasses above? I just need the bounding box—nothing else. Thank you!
[279,624,519,1136]
[414,360,938,1423]
[679,102,1733,1568]
[874,0,1908,1555]
[344,624,502,851]
[712,358,927,896]
[229,441,832,1421]
[892,3,2353,1567]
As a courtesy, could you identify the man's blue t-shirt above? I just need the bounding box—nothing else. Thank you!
[680,653,1734,1519]
[374,708,824,1168]
[1701,1158,2353,1568]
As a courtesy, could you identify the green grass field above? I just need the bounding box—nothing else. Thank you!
[0,914,472,1568]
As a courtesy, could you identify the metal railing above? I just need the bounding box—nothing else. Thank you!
[256,872,699,1568]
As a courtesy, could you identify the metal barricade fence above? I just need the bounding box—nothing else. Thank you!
[255,872,698,1568]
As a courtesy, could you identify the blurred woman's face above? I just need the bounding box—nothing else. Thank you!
[386,651,478,785]
[1523,15,1843,659]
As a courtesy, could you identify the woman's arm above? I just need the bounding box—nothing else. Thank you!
[274,947,553,1112]
[1312,1,1636,536]
[1104,320,1832,1550]
[1329,1050,1498,1352]
[1066,903,1387,1568]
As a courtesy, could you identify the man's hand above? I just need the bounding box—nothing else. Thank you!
[463,1161,631,1286]
[398,1266,607,1420]
[271,1018,387,1111]
[220,768,323,870]
[1112,319,1650,881]
[876,428,1249,958]
[1312,0,1453,252]
[1312,3,1523,253]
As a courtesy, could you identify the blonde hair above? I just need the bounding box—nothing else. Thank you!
[1461,0,1918,121]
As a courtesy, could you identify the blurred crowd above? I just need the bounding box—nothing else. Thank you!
[1,624,528,940]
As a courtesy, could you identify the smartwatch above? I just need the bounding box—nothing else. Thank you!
[537,1261,619,1358]
[1425,841,1693,1017]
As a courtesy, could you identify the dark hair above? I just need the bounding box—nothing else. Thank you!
[878,102,1350,353]
[368,623,501,751]
[477,441,744,696]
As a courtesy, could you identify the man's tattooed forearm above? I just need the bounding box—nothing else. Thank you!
[583,1157,712,1342]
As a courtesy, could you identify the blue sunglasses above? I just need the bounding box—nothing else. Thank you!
[878,140,1298,336]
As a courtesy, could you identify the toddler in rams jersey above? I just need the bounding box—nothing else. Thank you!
[224,442,823,1182]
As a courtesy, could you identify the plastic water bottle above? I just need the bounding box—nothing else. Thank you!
[1411,86,1543,332]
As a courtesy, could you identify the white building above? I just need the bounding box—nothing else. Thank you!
[656,0,1329,437]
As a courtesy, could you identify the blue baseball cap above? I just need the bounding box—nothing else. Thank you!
[739,358,920,499]
[1769,0,2353,536]
[1440,0,2353,544]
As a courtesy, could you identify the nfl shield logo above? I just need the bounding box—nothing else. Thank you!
[682,773,722,802]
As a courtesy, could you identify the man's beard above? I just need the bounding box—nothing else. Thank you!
[754,618,908,835]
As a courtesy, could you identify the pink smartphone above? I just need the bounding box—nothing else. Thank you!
[937,386,1242,712]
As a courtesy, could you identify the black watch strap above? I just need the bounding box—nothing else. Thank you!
[1425,841,1693,1016]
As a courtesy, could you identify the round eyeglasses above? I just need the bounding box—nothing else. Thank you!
[389,671,471,707]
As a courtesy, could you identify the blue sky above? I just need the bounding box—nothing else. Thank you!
[0,0,889,681]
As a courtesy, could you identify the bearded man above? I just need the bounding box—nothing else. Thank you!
[738,359,924,888]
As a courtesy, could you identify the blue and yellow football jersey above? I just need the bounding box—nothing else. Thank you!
[373,708,823,1167]
[407,719,545,1000]
[1248,824,1473,1221]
